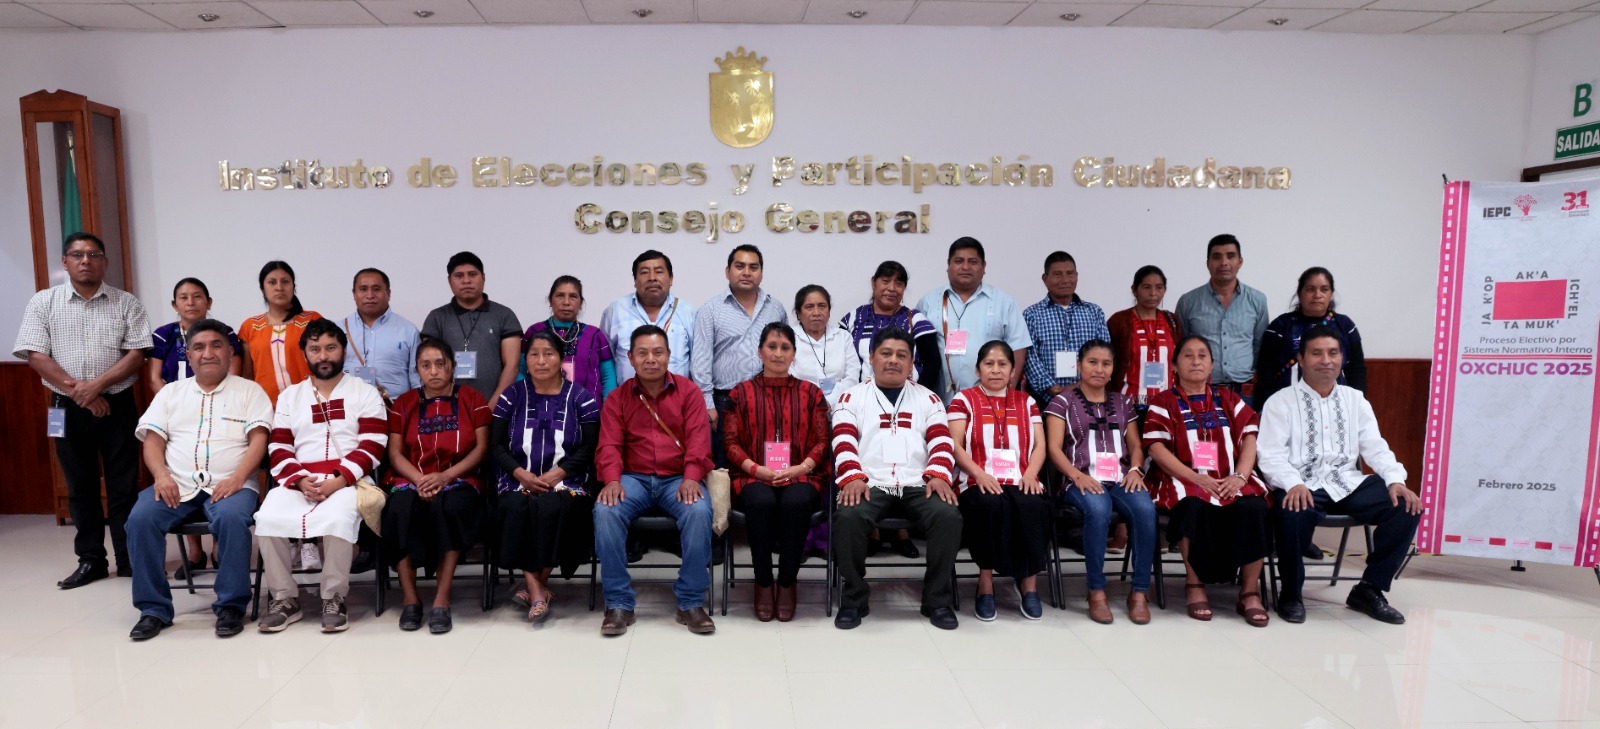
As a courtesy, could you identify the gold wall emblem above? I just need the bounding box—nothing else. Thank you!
[710,47,773,149]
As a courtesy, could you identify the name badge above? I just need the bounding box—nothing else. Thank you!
[1094,452,1123,482]
[455,351,478,379]
[990,448,1021,482]
[881,431,912,464]
[1055,351,1078,379]
[820,377,835,395]
[47,407,66,438]
[1193,441,1220,473]
[946,330,969,355]
[352,366,378,386]
[765,441,791,471]
[561,361,576,382]
[1141,360,1167,390]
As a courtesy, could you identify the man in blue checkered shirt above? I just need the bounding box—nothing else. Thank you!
[1022,251,1109,403]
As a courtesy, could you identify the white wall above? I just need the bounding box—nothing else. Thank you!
[0,25,1534,360]
[1525,14,1600,167]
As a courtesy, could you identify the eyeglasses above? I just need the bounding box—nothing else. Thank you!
[65,251,107,261]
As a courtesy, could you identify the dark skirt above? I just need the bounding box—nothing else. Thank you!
[497,489,595,578]
[1167,495,1270,584]
[958,485,1052,578]
[382,487,484,566]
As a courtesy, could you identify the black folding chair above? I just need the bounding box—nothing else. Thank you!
[1267,514,1374,603]
[169,512,260,611]
[719,499,833,617]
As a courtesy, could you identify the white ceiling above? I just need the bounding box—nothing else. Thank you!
[0,0,1593,33]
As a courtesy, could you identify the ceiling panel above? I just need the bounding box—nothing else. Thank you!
[802,0,914,22]
[137,0,278,26]
[1311,8,1452,29]
[906,0,1027,23]
[249,0,380,25]
[1111,3,1242,27]
[1505,8,1594,28]
[581,0,693,22]
[28,2,173,26]
[1470,0,1593,12]
[1365,0,1486,12]
[469,0,586,22]
[696,0,807,22]
[1211,6,1351,28]
[0,1,72,23]
[358,0,484,23]
[1411,9,1553,29]
[1008,2,1136,25]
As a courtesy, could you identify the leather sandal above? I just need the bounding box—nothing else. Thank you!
[1185,583,1213,622]
[1235,591,1269,628]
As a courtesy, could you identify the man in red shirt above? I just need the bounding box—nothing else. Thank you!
[594,325,716,636]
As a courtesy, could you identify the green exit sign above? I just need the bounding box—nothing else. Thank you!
[1555,121,1600,160]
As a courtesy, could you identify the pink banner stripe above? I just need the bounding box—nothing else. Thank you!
[1577,318,1600,567]
[1423,181,1470,552]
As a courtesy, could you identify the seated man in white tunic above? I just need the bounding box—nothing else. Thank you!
[1257,325,1421,626]
[256,319,388,634]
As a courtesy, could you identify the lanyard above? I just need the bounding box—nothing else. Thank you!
[1075,388,1118,452]
[941,290,971,330]
[872,386,907,434]
[456,307,483,349]
[642,298,680,333]
[986,390,1011,450]
[344,317,371,367]
[941,291,968,394]
[1133,311,1169,358]
[1170,386,1222,441]
[637,390,683,450]
[804,331,828,372]
[758,379,799,442]
[549,319,583,357]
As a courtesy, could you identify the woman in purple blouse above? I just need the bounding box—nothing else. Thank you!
[523,275,616,401]
[492,329,601,623]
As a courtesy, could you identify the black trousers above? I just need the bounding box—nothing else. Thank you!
[738,482,821,587]
[834,487,962,611]
[52,389,140,568]
[1274,475,1420,600]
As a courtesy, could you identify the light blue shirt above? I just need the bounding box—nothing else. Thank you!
[691,287,788,408]
[1174,281,1270,385]
[339,309,421,399]
[916,283,1032,398]
[600,292,697,383]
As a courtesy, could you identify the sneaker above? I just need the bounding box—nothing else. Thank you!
[215,606,245,637]
[258,597,302,633]
[974,593,997,622]
[321,595,349,633]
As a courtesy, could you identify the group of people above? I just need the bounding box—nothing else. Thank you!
[13,230,1421,641]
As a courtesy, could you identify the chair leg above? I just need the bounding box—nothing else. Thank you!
[250,549,265,621]
[481,546,494,613]
[589,554,599,612]
[176,533,199,595]
[1330,527,1353,586]
[1049,525,1065,610]
[719,535,731,618]
[1153,552,1166,611]
[824,539,834,618]
[374,542,387,618]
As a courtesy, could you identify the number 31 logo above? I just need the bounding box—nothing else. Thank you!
[1563,191,1590,211]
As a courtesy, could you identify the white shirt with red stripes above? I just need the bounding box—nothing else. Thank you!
[831,380,955,496]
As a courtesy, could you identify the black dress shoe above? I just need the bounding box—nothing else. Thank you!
[834,605,869,630]
[174,555,208,581]
[921,605,959,630]
[1303,542,1325,560]
[350,550,376,575]
[215,606,245,637]
[1276,598,1307,624]
[129,615,171,641]
[399,604,424,632]
[116,564,133,578]
[58,563,108,590]
[1346,583,1406,624]
[428,607,453,634]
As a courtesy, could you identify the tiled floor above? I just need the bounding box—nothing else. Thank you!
[6,513,1600,729]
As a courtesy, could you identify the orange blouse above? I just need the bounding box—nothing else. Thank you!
[238,311,323,405]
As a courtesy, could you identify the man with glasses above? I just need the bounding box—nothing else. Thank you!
[14,232,152,589]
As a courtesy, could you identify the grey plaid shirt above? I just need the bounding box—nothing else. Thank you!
[13,283,152,395]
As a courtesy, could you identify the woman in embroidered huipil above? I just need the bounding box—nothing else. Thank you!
[383,337,492,633]
[522,275,617,402]
[1143,335,1272,628]
[492,329,601,623]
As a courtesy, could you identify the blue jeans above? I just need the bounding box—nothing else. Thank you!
[1062,482,1156,592]
[126,486,258,622]
[593,474,712,611]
